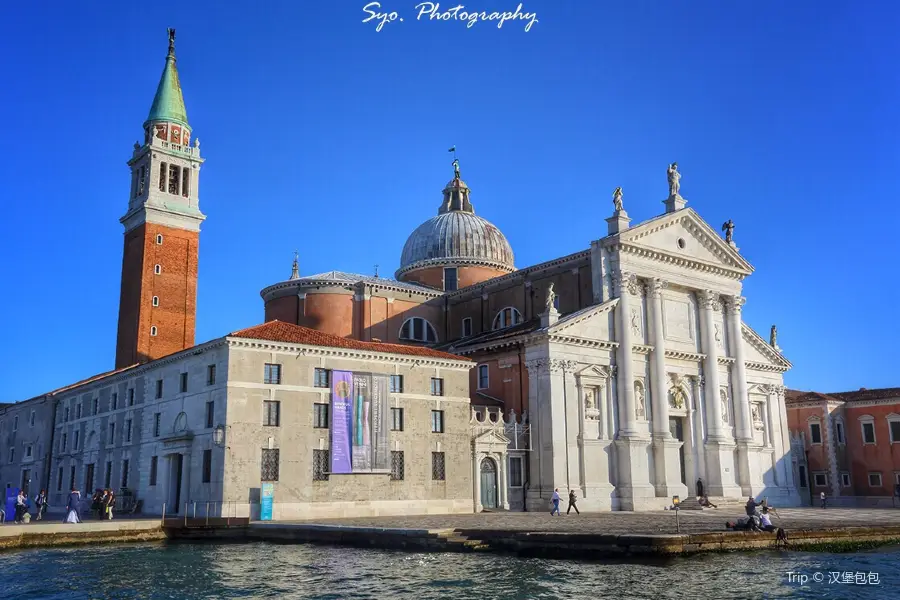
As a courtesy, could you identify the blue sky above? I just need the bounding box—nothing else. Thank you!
[1,1,897,400]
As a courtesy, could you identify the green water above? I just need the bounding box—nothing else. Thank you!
[1,541,897,599]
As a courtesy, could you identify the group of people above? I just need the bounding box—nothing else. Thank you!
[0,490,48,524]
[726,495,784,538]
[549,489,580,515]
[63,487,117,523]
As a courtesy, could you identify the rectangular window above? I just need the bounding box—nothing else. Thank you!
[85,463,94,493]
[61,433,67,452]
[809,422,822,444]
[509,456,523,487]
[431,378,444,397]
[264,363,282,385]
[93,398,99,415]
[150,456,158,486]
[8,447,14,463]
[313,449,329,481]
[390,375,403,393]
[391,408,404,431]
[835,421,845,444]
[261,448,280,482]
[138,165,146,195]
[182,166,190,197]
[477,364,489,389]
[125,419,132,443]
[863,422,876,444]
[313,368,330,388]
[122,459,130,488]
[890,421,900,444]
[431,410,445,433]
[869,472,883,487]
[104,461,112,489]
[180,372,188,393]
[159,162,167,191]
[431,452,446,481]
[156,379,163,399]
[128,388,134,406]
[73,430,79,450]
[76,404,81,419]
[202,449,212,483]
[30,410,35,427]
[813,472,827,487]
[462,317,473,337]
[263,401,281,427]
[444,267,458,291]
[390,451,405,481]
[64,407,69,422]
[69,466,76,491]
[112,393,118,411]
[207,364,216,386]
[313,403,329,429]
[168,163,180,194]
[841,473,851,487]
[57,467,63,491]
[109,422,116,445]
[154,413,161,437]
[25,444,32,458]
[206,401,215,429]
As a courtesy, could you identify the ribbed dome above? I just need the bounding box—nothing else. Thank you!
[398,210,515,275]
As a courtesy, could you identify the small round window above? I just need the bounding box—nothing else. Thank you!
[677,238,686,249]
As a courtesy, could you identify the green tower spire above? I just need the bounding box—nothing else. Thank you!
[145,28,189,128]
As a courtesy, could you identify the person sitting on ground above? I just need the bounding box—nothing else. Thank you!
[700,495,718,508]
[745,496,759,517]
[759,509,777,532]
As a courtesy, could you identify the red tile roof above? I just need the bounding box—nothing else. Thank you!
[229,321,471,362]
[786,387,900,404]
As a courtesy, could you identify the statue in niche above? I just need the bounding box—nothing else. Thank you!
[584,390,595,409]
[612,187,624,212]
[667,162,681,198]
[635,384,646,419]
[670,386,686,409]
[720,390,729,424]
[722,219,735,244]
[751,404,764,429]
[714,323,723,347]
[631,308,641,336]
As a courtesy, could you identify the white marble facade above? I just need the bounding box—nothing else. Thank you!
[523,203,801,511]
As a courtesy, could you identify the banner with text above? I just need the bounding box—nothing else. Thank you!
[332,371,390,473]
[330,370,353,474]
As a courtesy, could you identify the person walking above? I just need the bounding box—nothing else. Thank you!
[14,490,27,524]
[34,490,47,521]
[550,489,561,516]
[820,491,827,509]
[104,489,116,520]
[567,489,580,515]
[65,487,82,524]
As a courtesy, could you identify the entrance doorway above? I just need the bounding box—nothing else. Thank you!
[21,470,30,495]
[669,417,686,485]
[480,458,498,509]
[85,464,95,494]
[169,454,184,513]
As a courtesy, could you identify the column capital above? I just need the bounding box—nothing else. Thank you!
[612,272,641,296]
[524,358,549,375]
[697,289,722,310]
[548,359,577,373]
[644,278,669,298]
[724,295,746,314]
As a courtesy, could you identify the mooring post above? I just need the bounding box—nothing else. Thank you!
[206,502,210,526]
[161,502,166,525]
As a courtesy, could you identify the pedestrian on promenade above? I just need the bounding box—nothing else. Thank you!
[745,496,758,517]
[820,491,827,509]
[14,490,27,523]
[567,490,580,515]
[0,506,5,524]
[34,490,47,521]
[104,489,116,520]
[696,478,704,499]
[92,490,103,520]
[550,489,561,516]
[65,487,82,524]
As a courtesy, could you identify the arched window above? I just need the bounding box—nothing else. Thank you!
[493,307,522,330]
[154,264,161,275]
[156,234,163,245]
[399,317,437,343]
[150,326,158,336]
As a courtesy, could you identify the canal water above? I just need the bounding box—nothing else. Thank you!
[1,541,896,599]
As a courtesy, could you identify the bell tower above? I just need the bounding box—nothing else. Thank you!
[115,29,206,368]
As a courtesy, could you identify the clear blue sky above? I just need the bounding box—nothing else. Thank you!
[1,1,897,401]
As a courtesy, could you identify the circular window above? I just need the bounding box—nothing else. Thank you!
[677,238,686,249]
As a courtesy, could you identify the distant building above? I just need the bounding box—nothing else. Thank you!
[786,387,900,507]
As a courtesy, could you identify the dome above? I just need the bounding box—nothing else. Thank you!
[396,173,514,277]
[397,210,515,275]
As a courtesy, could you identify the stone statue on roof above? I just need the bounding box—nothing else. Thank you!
[667,162,681,198]
[452,158,460,179]
[770,325,778,347]
[545,283,557,313]
[722,219,735,244]
[612,187,624,212]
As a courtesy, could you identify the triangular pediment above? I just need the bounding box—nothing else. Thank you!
[742,323,791,371]
[616,208,754,276]
[546,299,618,341]
[473,427,511,447]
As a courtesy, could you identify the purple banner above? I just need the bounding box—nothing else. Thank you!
[352,373,373,471]
[330,370,353,474]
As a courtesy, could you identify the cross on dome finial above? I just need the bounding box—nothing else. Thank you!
[289,251,300,280]
[167,28,176,56]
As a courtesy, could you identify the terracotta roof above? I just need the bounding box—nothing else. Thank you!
[786,387,900,404]
[229,321,471,362]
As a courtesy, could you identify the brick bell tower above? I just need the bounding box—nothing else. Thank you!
[115,29,206,368]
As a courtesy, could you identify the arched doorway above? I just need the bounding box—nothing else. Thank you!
[480,458,498,509]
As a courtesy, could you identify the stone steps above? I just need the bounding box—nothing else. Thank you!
[435,530,490,552]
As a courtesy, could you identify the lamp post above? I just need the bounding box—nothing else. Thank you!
[213,425,230,519]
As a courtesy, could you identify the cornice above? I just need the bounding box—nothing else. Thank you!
[633,344,653,355]
[717,356,736,365]
[547,334,618,351]
[742,322,792,369]
[665,349,707,362]
[547,299,618,334]
[395,256,515,278]
[613,242,748,281]
[260,278,442,301]
[745,360,790,374]
[225,338,472,370]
